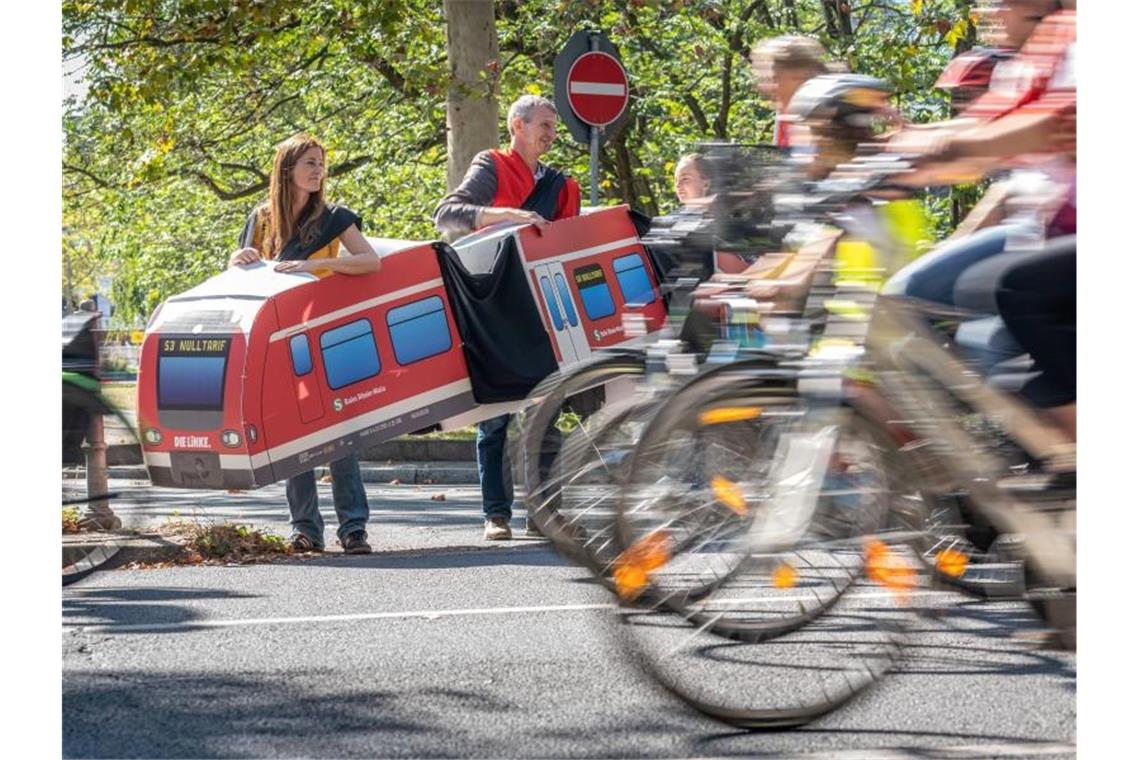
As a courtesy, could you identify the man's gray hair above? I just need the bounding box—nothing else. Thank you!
[507,94,557,135]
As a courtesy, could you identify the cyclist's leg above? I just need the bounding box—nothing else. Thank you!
[882,222,1022,304]
[954,237,1076,434]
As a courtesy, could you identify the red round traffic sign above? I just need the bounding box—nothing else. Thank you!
[566,51,629,127]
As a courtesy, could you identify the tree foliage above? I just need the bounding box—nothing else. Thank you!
[63,0,977,323]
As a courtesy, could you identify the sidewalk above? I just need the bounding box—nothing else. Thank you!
[64,477,544,569]
[107,460,480,485]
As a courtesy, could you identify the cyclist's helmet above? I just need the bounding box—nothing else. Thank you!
[786,73,893,130]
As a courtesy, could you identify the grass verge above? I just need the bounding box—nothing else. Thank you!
[123,518,293,568]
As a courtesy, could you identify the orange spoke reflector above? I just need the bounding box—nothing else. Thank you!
[865,539,917,593]
[612,531,672,602]
[772,562,799,589]
[935,548,969,578]
[710,475,749,516]
[698,406,764,426]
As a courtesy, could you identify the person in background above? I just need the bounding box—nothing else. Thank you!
[749,35,830,148]
[228,133,380,554]
[433,94,582,541]
[673,152,713,207]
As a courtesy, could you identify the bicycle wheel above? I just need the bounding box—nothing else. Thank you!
[62,381,145,585]
[519,353,647,552]
[613,404,917,728]
[548,376,683,576]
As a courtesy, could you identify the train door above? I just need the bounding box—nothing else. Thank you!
[285,331,325,424]
[532,262,590,363]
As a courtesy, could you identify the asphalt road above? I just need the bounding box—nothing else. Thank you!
[63,485,1075,759]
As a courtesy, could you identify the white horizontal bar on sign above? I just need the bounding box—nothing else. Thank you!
[569,82,626,96]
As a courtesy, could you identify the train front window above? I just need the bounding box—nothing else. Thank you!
[157,337,230,411]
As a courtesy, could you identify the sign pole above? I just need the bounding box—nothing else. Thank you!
[588,33,601,207]
[554,30,629,207]
[590,126,599,206]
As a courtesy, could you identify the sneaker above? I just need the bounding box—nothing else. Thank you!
[290,533,324,553]
[484,516,512,541]
[339,530,372,555]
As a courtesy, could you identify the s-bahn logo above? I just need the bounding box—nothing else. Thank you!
[333,385,387,414]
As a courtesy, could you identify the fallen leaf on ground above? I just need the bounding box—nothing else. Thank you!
[389,479,401,485]
[431,493,447,501]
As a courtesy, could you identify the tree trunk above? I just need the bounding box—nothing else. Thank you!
[443,0,500,192]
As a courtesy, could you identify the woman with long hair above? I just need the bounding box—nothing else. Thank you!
[229,134,380,554]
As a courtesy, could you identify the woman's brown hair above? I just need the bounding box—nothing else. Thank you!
[263,134,327,255]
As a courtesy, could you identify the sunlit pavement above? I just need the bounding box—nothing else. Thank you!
[63,484,1075,759]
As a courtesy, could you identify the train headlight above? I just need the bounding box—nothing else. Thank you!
[246,424,258,443]
[143,428,162,445]
[220,429,242,448]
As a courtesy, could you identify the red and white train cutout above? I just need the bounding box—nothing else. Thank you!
[136,206,667,489]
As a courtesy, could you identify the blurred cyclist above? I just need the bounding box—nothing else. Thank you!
[750,35,830,149]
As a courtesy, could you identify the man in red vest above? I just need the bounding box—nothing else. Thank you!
[433,94,582,541]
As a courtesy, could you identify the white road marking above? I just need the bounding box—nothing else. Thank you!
[772,743,1075,758]
[69,589,959,634]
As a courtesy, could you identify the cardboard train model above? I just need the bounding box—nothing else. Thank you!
[136,206,668,490]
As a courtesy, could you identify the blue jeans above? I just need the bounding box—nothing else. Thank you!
[286,454,369,545]
[477,414,514,519]
[477,413,563,520]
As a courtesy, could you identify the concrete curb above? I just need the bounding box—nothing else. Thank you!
[108,461,480,485]
[102,438,478,466]
[64,532,187,566]
[317,462,478,485]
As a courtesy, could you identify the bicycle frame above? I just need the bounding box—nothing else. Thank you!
[857,295,1075,592]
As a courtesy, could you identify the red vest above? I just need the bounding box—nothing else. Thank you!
[488,149,581,220]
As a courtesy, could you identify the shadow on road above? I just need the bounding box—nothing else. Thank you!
[296,544,571,571]
[63,586,260,631]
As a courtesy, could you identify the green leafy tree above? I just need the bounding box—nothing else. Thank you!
[64,0,977,323]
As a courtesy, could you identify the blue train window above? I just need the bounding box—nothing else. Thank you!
[553,273,578,327]
[319,318,381,390]
[156,337,230,411]
[158,356,227,410]
[540,276,564,330]
[387,296,452,365]
[572,263,616,320]
[613,253,656,306]
[289,334,312,376]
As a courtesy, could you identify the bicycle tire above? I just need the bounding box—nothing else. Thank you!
[519,352,648,552]
[612,404,914,728]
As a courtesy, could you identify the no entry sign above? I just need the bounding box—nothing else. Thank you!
[566,52,629,127]
[553,31,632,204]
